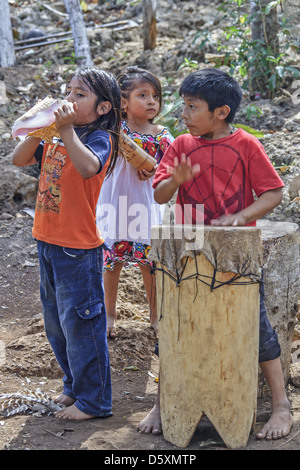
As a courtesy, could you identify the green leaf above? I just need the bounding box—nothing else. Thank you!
[275,65,285,78]
[233,124,264,138]
[268,74,277,90]
[284,66,300,77]
[265,1,279,15]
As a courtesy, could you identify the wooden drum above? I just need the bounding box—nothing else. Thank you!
[150,225,262,449]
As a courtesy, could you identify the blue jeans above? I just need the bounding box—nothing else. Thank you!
[37,241,112,417]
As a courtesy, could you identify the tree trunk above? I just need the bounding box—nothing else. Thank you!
[143,0,156,51]
[63,0,93,66]
[250,0,279,95]
[0,0,16,67]
[250,0,279,54]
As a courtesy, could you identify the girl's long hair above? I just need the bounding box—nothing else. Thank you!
[65,67,121,176]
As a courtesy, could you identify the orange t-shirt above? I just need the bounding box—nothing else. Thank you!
[32,129,111,249]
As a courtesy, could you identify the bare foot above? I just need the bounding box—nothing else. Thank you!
[55,403,94,420]
[138,403,162,435]
[256,402,293,440]
[107,314,117,338]
[54,393,75,407]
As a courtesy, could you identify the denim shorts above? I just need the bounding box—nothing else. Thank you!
[258,276,281,363]
[37,240,112,417]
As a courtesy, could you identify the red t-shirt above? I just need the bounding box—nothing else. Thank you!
[153,128,284,226]
[32,129,111,249]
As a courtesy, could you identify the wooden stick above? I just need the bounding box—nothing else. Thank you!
[277,429,300,449]
[33,0,68,17]
[44,429,69,440]
[14,20,138,51]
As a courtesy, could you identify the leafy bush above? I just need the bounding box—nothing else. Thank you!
[217,0,299,98]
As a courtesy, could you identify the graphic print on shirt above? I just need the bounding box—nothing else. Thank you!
[178,143,246,225]
[36,145,67,214]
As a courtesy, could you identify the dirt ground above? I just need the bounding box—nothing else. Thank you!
[0,214,299,454]
[0,0,300,455]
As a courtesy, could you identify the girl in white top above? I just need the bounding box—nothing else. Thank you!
[96,66,174,338]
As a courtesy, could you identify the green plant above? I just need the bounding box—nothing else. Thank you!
[178,31,211,71]
[42,60,53,70]
[233,123,264,138]
[217,0,299,98]
[63,51,77,65]
[178,58,199,71]
[245,104,263,119]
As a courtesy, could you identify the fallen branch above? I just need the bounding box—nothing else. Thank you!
[14,20,138,51]
[33,0,68,17]
[44,428,69,440]
[276,429,300,449]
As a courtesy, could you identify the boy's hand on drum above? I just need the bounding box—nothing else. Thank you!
[167,153,200,186]
[211,213,247,226]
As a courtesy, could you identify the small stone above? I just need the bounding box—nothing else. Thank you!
[0,213,14,220]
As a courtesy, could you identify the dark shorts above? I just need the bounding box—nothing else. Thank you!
[155,276,281,363]
[258,276,281,362]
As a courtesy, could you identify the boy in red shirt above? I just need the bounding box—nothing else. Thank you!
[138,68,292,441]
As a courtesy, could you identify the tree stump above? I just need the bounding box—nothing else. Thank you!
[257,220,300,396]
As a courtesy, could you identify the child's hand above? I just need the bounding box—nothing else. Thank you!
[54,102,77,132]
[210,213,247,226]
[167,153,200,186]
[137,166,156,181]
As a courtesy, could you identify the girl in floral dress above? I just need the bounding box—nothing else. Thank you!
[96,66,174,338]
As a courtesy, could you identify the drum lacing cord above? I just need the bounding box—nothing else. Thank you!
[152,252,261,340]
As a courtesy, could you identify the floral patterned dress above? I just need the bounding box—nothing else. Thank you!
[96,121,174,270]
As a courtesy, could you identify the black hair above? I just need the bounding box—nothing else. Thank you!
[65,67,121,176]
[117,65,162,122]
[179,68,242,123]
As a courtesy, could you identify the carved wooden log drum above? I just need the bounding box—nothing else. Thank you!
[150,225,262,448]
